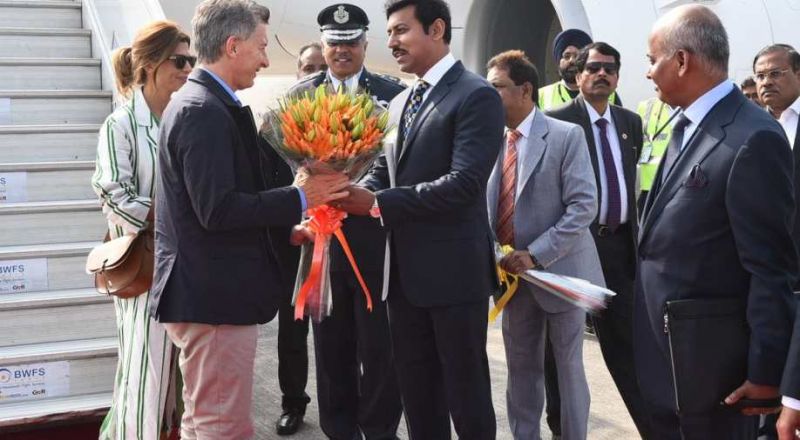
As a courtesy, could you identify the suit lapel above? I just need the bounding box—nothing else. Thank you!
[398,62,464,166]
[516,111,548,201]
[795,118,800,150]
[385,88,409,186]
[611,106,635,190]
[640,89,742,244]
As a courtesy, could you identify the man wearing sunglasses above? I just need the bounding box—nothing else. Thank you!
[753,43,800,440]
[547,41,651,438]
[538,29,621,112]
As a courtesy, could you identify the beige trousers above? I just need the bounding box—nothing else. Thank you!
[164,323,258,440]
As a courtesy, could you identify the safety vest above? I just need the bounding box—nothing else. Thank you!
[636,97,673,193]
[538,81,618,111]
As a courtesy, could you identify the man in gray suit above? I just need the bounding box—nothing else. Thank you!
[486,50,604,440]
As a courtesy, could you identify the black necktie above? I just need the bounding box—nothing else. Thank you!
[660,114,691,185]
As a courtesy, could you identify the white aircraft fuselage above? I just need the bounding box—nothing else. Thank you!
[161,0,800,107]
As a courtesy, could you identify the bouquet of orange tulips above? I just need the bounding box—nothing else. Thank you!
[262,84,393,322]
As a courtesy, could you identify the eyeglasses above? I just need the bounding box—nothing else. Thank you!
[754,68,791,83]
[561,52,578,62]
[584,62,618,75]
[168,54,197,70]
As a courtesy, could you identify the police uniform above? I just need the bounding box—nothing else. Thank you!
[285,4,406,439]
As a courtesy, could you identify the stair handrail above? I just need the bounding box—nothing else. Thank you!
[80,0,167,103]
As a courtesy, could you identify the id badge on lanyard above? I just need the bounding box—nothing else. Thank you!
[640,141,654,164]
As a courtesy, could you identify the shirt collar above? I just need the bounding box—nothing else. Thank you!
[132,87,157,127]
[510,107,537,139]
[782,95,800,120]
[584,100,612,124]
[200,67,241,107]
[681,80,734,126]
[419,52,456,88]
[327,68,364,93]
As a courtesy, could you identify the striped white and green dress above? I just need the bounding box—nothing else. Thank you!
[91,88,179,440]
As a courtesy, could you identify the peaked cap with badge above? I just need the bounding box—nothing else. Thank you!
[318,3,370,43]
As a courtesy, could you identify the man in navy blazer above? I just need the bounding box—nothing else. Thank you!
[337,0,504,437]
[149,1,348,437]
[637,5,797,438]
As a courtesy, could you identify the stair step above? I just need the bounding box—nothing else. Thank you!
[0,58,101,90]
[0,392,110,428]
[0,2,82,30]
[0,339,117,401]
[0,161,96,202]
[0,287,108,312]
[0,241,97,291]
[0,124,99,162]
[0,288,115,347]
[0,28,91,58]
[0,199,105,246]
[0,90,111,125]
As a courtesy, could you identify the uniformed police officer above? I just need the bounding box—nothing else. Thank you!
[285,4,404,439]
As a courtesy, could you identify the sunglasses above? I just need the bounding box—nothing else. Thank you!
[168,54,197,69]
[584,62,618,75]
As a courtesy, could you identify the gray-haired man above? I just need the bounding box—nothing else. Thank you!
[150,1,349,438]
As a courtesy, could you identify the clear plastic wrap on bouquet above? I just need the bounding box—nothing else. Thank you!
[489,243,616,322]
[261,84,392,322]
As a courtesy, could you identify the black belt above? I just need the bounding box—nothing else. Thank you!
[597,222,630,237]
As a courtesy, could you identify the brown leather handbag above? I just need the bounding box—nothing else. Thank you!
[85,228,154,298]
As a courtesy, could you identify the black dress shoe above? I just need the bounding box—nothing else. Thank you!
[276,409,304,436]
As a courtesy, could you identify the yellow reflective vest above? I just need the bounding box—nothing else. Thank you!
[636,97,673,193]
[538,81,619,111]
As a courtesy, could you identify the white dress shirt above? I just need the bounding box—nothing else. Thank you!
[411,52,457,104]
[777,95,800,149]
[680,80,735,150]
[508,107,537,195]
[585,102,629,225]
[327,67,364,94]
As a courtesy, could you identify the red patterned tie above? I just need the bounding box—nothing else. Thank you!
[497,130,521,246]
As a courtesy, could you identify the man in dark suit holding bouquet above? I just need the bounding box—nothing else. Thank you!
[338,0,504,437]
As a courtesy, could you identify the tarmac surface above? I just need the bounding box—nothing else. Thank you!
[251,313,639,439]
[244,74,639,440]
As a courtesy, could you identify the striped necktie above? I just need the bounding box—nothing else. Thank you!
[496,130,521,245]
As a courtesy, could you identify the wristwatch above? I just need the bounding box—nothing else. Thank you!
[369,198,381,219]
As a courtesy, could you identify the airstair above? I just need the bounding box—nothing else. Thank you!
[0,0,116,429]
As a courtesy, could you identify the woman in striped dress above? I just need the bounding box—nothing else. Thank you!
[91,21,193,440]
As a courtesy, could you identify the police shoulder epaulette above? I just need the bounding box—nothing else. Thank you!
[374,72,403,85]
[297,70,326,85]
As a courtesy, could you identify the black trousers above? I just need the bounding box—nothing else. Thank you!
[593,224,653,438]
[387,265,496,440]
[647,403,758,440]
[277,282,311,412]
[313,270,402,440]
